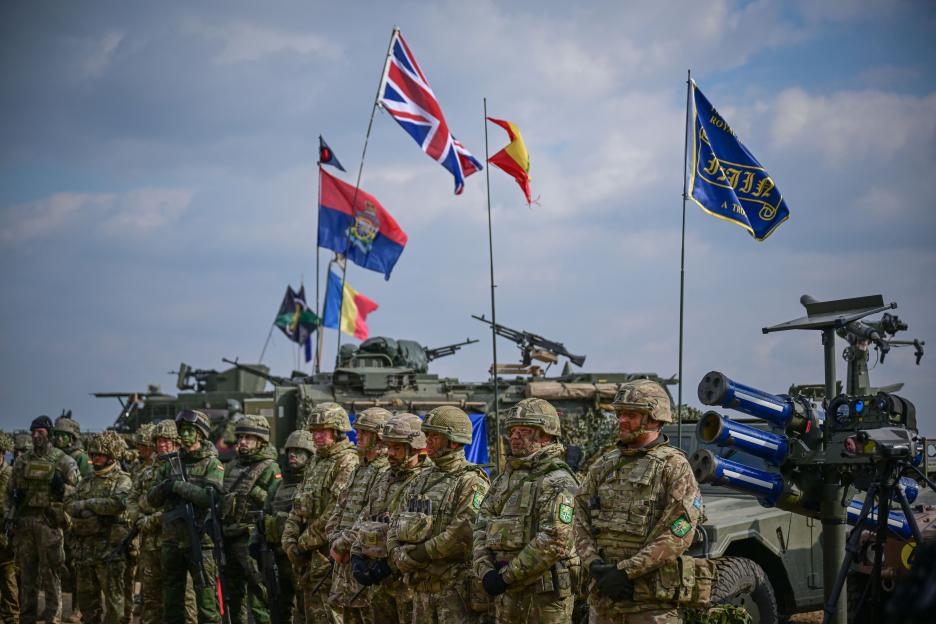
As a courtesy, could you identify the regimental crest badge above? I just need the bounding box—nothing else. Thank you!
[558,502,574,524]
[671,515,692,538]
[471,491,484,511]
[347,200,380,254]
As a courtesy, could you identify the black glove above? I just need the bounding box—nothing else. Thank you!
[370,558,392,584]
[248,540,261,562]
[352,555,374,586]
[482,570,509,596]
[594,565,634,601]
[50,473,65,498]
[149,479,175,505]
[590,559,609,580]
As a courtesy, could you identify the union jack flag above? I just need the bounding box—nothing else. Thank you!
[379,29,482,195]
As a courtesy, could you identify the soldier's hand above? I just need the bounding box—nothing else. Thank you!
[148,479,174,504]
[286,544,306,566]
[482,570,508,596]
[409,542,430,563]
[330,547,350,564]
[391,545,425,573]
[351,554,374,586]
[589,559,612,581]
[594,565,634,601]
[66,500,85,517]
[371,558,392,584]
[248,539,262,562]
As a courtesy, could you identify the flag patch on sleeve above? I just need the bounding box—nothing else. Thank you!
[671,515,692,538]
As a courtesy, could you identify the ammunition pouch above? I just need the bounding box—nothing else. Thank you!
[459,572,492,613]
[359,521,390,559]
[632,555,716,608]
[263,514,285,544]
[70,515,98,537]
[395,511,432,544]
[484,516,526,551]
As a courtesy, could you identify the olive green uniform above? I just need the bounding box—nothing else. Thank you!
[221,444,280,624]
[8,444,78,624]
[473,443,580,623]
[66,461,132,624]
[326,453,389,622]
[573,437,702,623]
[0,458,20,624]
[282,438,358,624]
[387,448,491,624]
[147,444,225,624]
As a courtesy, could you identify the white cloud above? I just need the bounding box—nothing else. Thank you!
[78,31,124,78]
[182,19,339,64]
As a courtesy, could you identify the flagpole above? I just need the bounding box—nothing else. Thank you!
[677,69,692,450]
[482,98,503,474]
[258,323,275,363]
[334,26,398,368]
[315,159,323,373]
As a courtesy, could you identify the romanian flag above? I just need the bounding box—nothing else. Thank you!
[323,269,379,340]
[486,117,532,205]
[317,168,408,280]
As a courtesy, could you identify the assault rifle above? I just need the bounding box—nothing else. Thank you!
[471,315,586,368]
[221,358,305,387]
[159,453,214,590]
[3,489,23,542]
[425,338,479,362]
[253,511,282,624]
[104,525,140,563]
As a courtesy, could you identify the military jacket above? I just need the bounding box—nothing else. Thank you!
[0,463,12,555]
[66,463,132,561]
[126,457,163,551]
[147,443,225,547]
[326,453,389,557]
[282,438,358,554]
[9,445,79,519]
[472,443,579,590]
[258,467,303,550]
[65,445,93,479]
[573,436,701,581]
[387,449,490,584]
[221,445,280,538]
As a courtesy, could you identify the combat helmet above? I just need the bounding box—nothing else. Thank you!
[612,379,673,423]
[382,413,427,450]
[134,423,156,448]
[153,419,181,443]
[422,406,473,445]
[234,414,270,443]
[305,402,352,432]
[54,415,81,438]
[354,407,393,436]
[0,432,13,453]
[176,409,212,439]
[86,430,125,459]
[283,430,316,453]
[506,398,561,437]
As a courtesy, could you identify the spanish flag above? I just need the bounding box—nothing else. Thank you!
[486,117,532,205]
[323,269,379,340]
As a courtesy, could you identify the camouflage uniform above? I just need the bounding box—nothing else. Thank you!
[220,415,281,624]
[147,411,225,624]
[52,416,90,623]
[473,399,580,624]
[282,403,358,624]
[573,381,704,624]
[65,431,133,624]
[326,407,391,624]
[9,416,80,624]
[351,413,430,624]
[0,432,19,624]
[387,406,491,624]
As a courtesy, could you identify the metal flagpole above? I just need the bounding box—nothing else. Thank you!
[483,98,503,473]
[334,26,397,368]
[258,323,275,363]
[677,69,692,450]
[314,159,323,373]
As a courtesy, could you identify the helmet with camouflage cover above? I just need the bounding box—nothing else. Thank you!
[14,433,32,453]
[54,415,81,438]
[153,419,181,443]
[284,430,316,453]
[134,423,156,448]
[234,414,270,443]
[612,379,673,423]
[0,432,13,453]
[506,398,561,437]
[176,409,212,439]
[355,407,393,436]
[87,430,126,459]
[422,406,472,445]
[305,402,352,432]
[382,413,427,450]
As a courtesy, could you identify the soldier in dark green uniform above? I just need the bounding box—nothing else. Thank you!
[220,415,280,624]
[147,410,225,624]
[52,415,90,623]
[0,432,19,624]
[66,431,133,624]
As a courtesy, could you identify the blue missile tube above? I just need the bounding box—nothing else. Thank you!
[697,411,790,466]
[690,449,786,506]
[846,499,912,540]
[698,371,795,430]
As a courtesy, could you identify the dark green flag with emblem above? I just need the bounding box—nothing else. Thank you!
[274,285,320,362]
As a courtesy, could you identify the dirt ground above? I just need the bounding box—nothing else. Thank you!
[789,612,824,623]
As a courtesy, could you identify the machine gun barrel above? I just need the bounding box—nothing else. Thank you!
[690,449,793,507]
[471,314,586,367]
[697,411,790,466]
[221,358,298,387]
[698,371,798,431]
[425,338,479,362]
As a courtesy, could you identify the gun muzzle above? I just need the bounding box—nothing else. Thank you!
[846,499,913,540]
[690,449,788,506]
[698,371,795,430]
[697,411,790,466]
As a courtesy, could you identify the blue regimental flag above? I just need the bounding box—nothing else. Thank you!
[689,82,789,241]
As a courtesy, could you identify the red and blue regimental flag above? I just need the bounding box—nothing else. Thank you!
[317,168,408,280]
[379,29,482,195]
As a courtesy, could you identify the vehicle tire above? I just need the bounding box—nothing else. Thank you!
[711,556,779,624]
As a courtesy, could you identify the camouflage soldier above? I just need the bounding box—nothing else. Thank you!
[52,416,92,479]
[0,432,19,624]
[220,415,280,624]
[573,380,704,624]
[282,402,358,624]
[326,407,392,623]
[8,415,79,624]
[125,423,157,624]
[147,410,224,624]
[387,406,491,624]
[64,431,133,624]
[12,434,31,464]
[351,413,430,624]
[473,398,580,623]
[251,430,315,624]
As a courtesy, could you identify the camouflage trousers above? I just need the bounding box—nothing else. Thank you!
[587,597,680,624]
[161,542,221,624]
[13,518,65,624]
[369,584,411,624]
[138,546,199,624]
[294,553,341,624]
[328,559,368,623]
[76,558,126,624]
[412,585,481,624]
[493,589,574,623]
[0,551,18,624]
[223,535,270,624]
[124,547,138,623]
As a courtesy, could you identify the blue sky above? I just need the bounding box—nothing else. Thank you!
[1,0,934,435]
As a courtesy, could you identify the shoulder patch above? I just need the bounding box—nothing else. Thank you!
[693,495,702,510]
[471,490,484,510]
[670,515,692,538]
[274,473,282,480]
[558,502,574,524]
